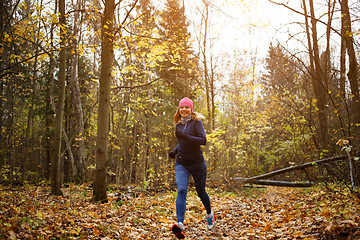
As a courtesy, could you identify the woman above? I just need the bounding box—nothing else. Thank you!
[169,97,215,239]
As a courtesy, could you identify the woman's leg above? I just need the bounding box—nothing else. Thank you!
[190,162,211,214]
[175,163,190,223]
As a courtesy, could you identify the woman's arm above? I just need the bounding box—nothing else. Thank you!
[185,121,207,145]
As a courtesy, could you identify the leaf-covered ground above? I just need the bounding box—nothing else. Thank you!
[0,184,359,239]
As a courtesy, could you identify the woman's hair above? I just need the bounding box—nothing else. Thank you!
[173,109,205,125]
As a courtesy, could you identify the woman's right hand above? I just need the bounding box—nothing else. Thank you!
[175,129,188,139]
[169,151,176,159]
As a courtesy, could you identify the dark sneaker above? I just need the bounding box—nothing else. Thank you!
[172,222,185,239]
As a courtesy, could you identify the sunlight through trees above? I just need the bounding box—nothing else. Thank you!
[0,0,359,196]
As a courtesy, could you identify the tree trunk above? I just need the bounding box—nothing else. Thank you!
[303,0,329,150]
[210,57,216,130]
[8,83,15,184]
[45,55,54,179]
[0,0,11,168]
[324,0,334,84]
[246,180,313,187]
[201,1,212,132]
[339,3,348,135]
[309,0,328,149]
[341,0,360,137]
[62,126,76,179]
[70,0,86,181]
[51,0,66,196]
[24,0,43,181]
[93,0,115,202]
[43,0,58,180]
[235,154,353,183]
[0,61,4,167]
[339,18,346,100]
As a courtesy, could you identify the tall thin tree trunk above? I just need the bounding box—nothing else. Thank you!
[340,30,346,101]
[310,0,328,149]
[0,69,4,167]
[8,83,15,184]
[324,0,334,87]
[44,0,57,179]
[51,0,66,196]
[93,0,115,202]
[44,0,58,180]
[0,0,10,168]
[45,58,54,179]
[24,0,43,181]
[44,86,51,179]
[339,11,346,100]
[70,0,85,181]
[24,56,37,182]
[341,0,360,136]
[339,0,351,136]
[201,1,212,132]
[144,117,151,188]
[210,57,215,130]
[303,0,328,150]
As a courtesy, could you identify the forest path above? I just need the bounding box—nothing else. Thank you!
[0,184,359,239]
[180,186,359,239]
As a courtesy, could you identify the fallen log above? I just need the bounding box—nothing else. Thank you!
[241,179,313,187]
[235,154,352,184]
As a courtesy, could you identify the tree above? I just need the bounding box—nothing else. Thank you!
[51,0,66,196]
[303,0,329,150]
[92,0,115,202]
[70,0,86,181]
[198,0,211,131]
[157,0,197,103]
[0,0,12,168]
[93,0,139,202]
[193,0,217,132]
[260,43,313,172]
[23,0,45,183]
[340,0,360,139]
[44,0,57,180]
[261,43,299,95]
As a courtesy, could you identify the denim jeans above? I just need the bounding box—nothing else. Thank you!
[175,161,211,223]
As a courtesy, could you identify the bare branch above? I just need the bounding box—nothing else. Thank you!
[111,77,161,91]
[268,0,341,36]
[120,0,139,27]
[0,49,57,76]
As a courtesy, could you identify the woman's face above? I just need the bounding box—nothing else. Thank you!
[179,105,192,118]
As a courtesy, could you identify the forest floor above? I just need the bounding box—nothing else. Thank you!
[0,183,359,240]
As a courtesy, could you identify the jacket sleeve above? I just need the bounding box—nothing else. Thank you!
[186,120,207,145]
[173,144,179,153]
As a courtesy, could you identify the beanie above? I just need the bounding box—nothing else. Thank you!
[178,97,193,111]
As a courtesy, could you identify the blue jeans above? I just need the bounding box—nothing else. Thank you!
[175,161,211,223]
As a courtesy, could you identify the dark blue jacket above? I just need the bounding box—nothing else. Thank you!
[174,119,207,165]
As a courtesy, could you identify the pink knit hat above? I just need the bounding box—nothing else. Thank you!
[178,97,193,111]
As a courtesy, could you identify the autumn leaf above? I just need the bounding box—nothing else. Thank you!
[0,182,360,239]
[158,215,170,223]
[263,222,272,231]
